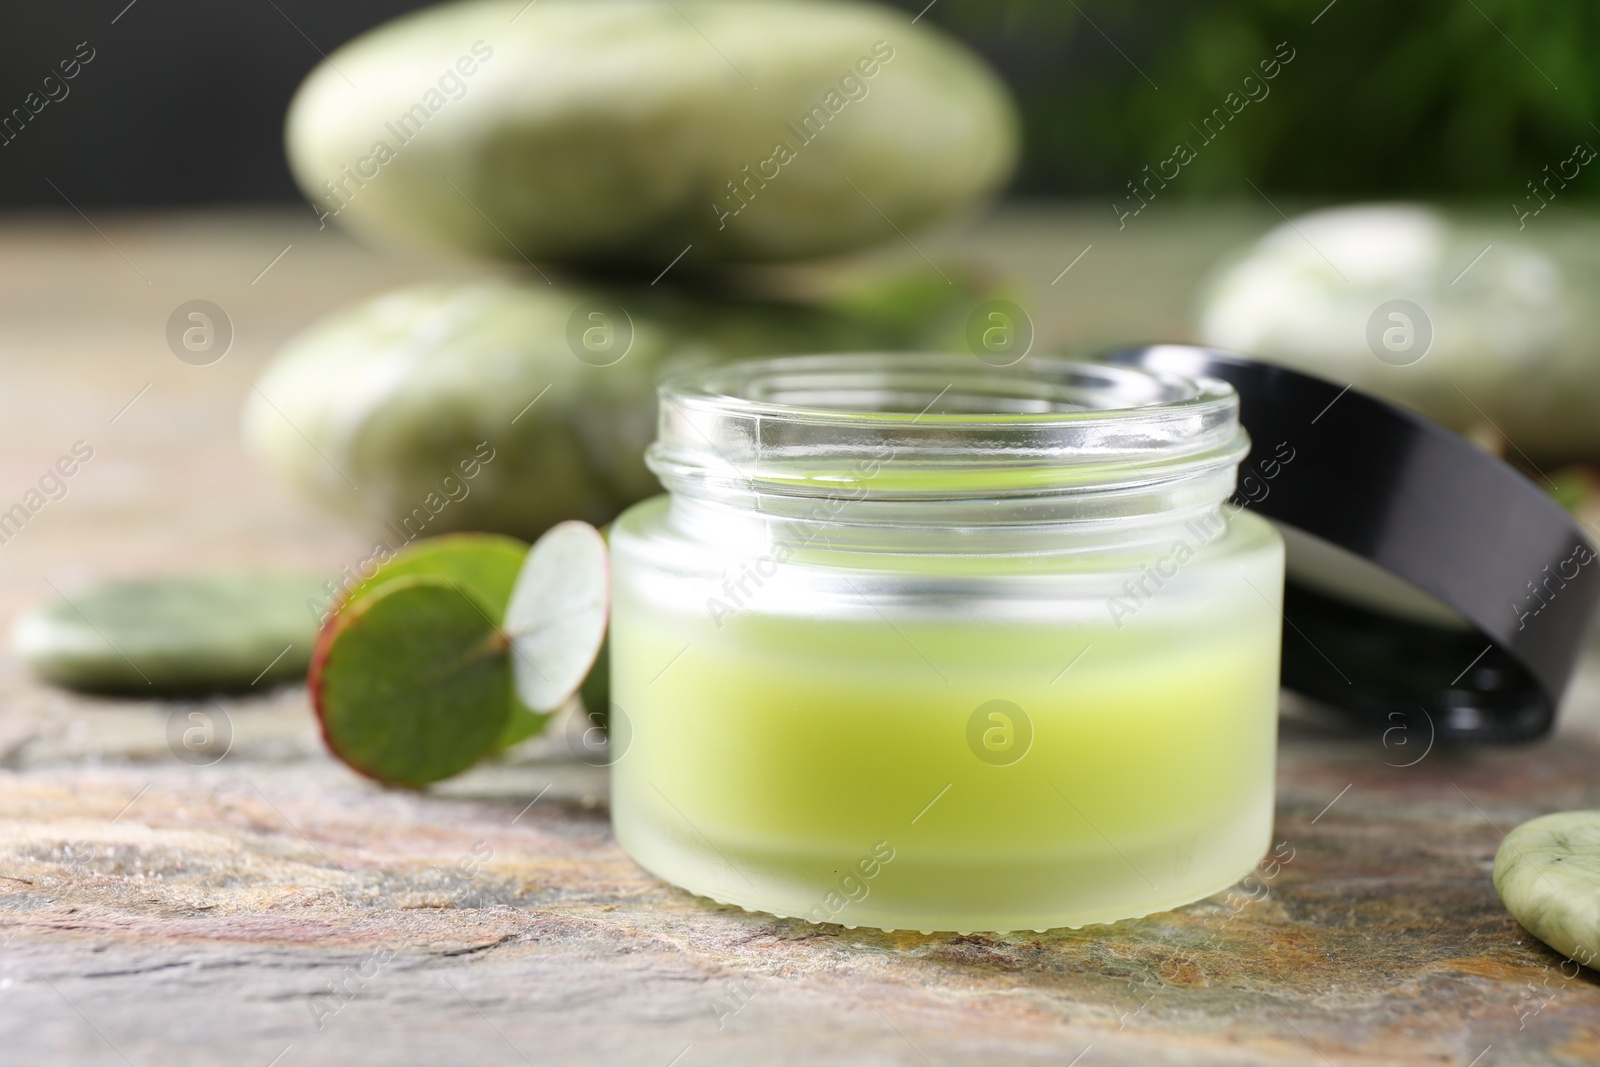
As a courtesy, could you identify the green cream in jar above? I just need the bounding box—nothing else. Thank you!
[609,354,1284,933]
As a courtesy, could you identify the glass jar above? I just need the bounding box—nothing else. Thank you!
[608,353,1285,933]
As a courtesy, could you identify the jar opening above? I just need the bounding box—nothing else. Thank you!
[649,354,1247,510]
[699,356,1193,416]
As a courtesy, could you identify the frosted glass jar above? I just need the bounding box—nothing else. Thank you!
[608,354,1284,933]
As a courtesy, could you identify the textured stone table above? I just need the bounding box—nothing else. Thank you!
[2,207,1598,1066]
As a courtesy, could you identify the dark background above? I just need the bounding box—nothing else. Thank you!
[2,0,1594,207]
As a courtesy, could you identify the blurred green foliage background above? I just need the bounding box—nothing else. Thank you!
[889,0,1598,202]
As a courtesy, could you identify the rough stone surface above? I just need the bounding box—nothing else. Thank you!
[3,209,1600,1065]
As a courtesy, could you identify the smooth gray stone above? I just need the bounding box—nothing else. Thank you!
[242,280,898,540]
[285,0,1017,268]
[1198,203,1600,463]
[1493,810,1600,969]
[12,571,328,695]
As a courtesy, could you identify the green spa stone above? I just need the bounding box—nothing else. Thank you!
[1197,203,1600,463]
[242,279,905,541]
[12,571,328,695]
[285,0,1018,268]
[1494,811,1600,969]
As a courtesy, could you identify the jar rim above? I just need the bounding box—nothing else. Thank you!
[660,352,1232,427]
[650,353,1246,506]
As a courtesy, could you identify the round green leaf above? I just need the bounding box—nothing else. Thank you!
[346,533,529,617]
[331,533,552,754]
[494,700,553,752]
[313,576,512,786]
[12,570,326,695]
[506,521,610,713]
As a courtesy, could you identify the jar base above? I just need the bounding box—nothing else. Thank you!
[628,849,1270,936]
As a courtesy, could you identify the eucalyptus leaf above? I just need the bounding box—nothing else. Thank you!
[343,533,550,751]
[313,576,512,786]
[346,533,529,619]
[506,521,610,713]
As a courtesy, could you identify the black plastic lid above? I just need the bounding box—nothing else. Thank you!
[1106,343,1600,743]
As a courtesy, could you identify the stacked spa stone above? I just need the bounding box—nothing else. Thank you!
[246,0,1019,539]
